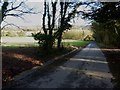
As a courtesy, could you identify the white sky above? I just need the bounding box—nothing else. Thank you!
[2,1,90,28]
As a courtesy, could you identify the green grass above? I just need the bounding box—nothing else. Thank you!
[2,43,39,48]
[62,40,91,47]
[2,40,91,48]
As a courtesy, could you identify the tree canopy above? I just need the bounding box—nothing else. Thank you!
[83,1,120,48]
[33,0,84,51]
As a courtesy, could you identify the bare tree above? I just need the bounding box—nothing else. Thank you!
[39,0,57,50]
[55,1,83,48]
[34,0,84,51]
[0,0,37,30]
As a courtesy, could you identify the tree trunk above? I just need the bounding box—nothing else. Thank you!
[43,0,47,35]
[57,33,62,48]
[0,17,2,37]
[0,23,1,38]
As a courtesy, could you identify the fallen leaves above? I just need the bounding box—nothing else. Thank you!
[2,47,44,86]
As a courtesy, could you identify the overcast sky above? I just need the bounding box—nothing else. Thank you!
[1,0,90,28]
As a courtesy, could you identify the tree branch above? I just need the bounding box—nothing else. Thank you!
[1,23,21,30]
[5,2,24,13]
[5,13,25,20]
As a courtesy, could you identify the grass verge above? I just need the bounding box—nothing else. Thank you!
[2,43,39,48]
[62,40,91,47]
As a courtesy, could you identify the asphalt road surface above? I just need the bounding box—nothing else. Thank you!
[8,42,113,88]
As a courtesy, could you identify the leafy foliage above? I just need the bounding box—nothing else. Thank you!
[83,2,120,48]
[33,32,55,51]
[34,1,84,51]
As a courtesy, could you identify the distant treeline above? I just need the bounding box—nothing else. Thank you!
[1,27,93,41]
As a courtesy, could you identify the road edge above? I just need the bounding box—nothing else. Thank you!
[4,43,90,88]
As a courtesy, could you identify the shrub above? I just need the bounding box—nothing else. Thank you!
[62,29,93,40]
[5,32,17,37]
[17,31,25,37]
[1,31,25,37]
[33,32,55,51]
[63,30,80,40]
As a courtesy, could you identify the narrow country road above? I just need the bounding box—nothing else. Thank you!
[9,42,113,88]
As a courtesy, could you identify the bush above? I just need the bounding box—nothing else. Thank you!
[33,32,55,51]
[17,31,25,37]
[5,32,17,37]
[1,31,26,37]
[62,30,93,40]
[62,30,82,40]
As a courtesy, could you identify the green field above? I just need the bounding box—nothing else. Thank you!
[2,40,91,48]
[1,43,39,48]
[62,40,91,47]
